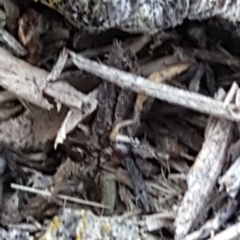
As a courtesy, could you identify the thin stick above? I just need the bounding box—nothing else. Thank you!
[69,51,240,121]
[11,183,109,209]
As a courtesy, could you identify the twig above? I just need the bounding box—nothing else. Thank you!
[68,50,240,121]
[11,183,109,209]
[0,47,52,110]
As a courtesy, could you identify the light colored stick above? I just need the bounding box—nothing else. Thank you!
[0,47,98,112]
[69,51,240,121]
[0,47,52,110]
[0,48,98,150]
[174,87,234,239]
[11,183,108,209]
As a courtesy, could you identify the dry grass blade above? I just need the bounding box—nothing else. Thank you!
[11,183,108,209]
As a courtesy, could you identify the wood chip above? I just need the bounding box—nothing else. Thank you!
[0,47,52,110]
[174,87,234,239]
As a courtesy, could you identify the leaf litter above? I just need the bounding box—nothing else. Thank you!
[1,1,240,240]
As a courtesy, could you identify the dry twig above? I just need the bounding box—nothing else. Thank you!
[68,50,240,121]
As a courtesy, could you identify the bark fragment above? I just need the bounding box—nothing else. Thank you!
[174,88,234,239]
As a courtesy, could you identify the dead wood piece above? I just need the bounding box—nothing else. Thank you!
[31,107,68,150]
[38,0,240,34]
[143,212,175,232]
[92,81,117,147]
[0,28,27,57]
[0,47,98,150]
[181,47,240,68]
[68,50,240,121]
[135,62,191,113]
[123,156,149,213]
[0,227,32,240]
[0,47,52,110]
[101,166,133,190]
[1,0,20,35]
[0,113,40,151]
[45,81,98,110]
[127,35,152,54]
[38,208,153,240]
[92,41,139,147]
[227,139,240,163]
[174,88,234,239]
[132,141,169,161]
[0,47,98,113]
[140,55,192,77]
[54,102,98,149]
[0,90,17,103]
[101,171,117,216]
[183,198,238,240]
[0,104,23,121]
[152,117,203,152]
[155,134,189,160]
[0,106,67,152]
[219,155,240,198]
[209,221,240,240]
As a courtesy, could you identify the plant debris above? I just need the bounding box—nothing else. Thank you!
[1,1,240,240]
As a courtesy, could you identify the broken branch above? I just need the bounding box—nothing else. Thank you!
[69,51,240,121]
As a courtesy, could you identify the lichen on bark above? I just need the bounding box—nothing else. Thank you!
[38,0,240,33]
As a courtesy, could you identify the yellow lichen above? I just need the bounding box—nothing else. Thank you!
[75,211,87,240]
[38,216,63,240]
[40,0,62,8]
[102,220,111,236]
